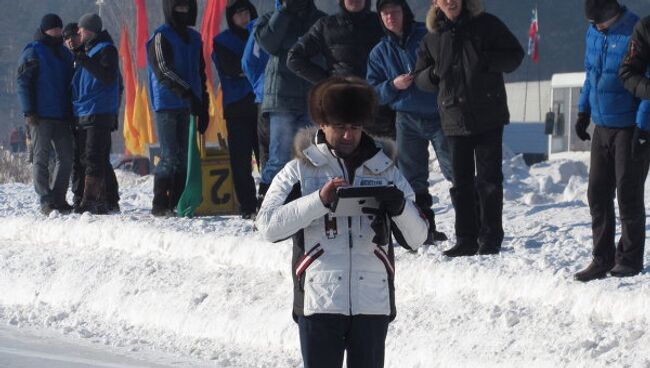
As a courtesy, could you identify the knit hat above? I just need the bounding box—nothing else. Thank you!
[585,0,621,24]
[62,23,78,39]
[78,13,102,33]
[40,14,63,32]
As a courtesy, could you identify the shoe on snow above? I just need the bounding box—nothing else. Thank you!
[610,264,641,278]
[443,242,478,257]
[574,261,614,282]
[478,245,501,255]
[40,203,55,216]
[54,202,74,215]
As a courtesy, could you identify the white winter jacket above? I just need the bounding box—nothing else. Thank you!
[256,128,428,320]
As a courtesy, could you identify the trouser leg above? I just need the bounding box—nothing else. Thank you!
[474,127,504,250]
[298,314,346,368]
[31,120,55,205]
[50,121,74,206]
[71,126,86,206]
[257,105,270,172]
[345,315,390,368]
[447,135,479,246]
[226,116,258,214]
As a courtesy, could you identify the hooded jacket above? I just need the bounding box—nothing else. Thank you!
[212,0,258,117]
[414,8,524,136]
[255,127,427,320]
[242,19,269,103]
[619,15,650,130]
[367,0,439,117]
[147,0,208,114]
[287,0,383,84]
[72,30,120,127]
[579,8,642,128]
[253,0,326,113]
[16,29,74,120]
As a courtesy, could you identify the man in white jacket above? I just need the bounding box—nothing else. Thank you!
[256,77,427,368]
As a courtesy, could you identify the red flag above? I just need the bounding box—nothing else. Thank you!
[135,0,149,69]
[201,0,227,84]
[527,7,539,64]
[118,26,140,154]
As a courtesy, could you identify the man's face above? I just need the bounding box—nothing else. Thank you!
[45,28,62,38]
[321,123,363,157]
[380,3,404,35]
[232,9,251,29]
[78,28,95,43]
[344,0,365,13]
[65,34,81,50]
[436,0,462,21]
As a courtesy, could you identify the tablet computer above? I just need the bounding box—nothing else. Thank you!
[330,185,397,217]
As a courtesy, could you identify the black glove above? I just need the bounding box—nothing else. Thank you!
[361,206,390,246]
[197,107,209,135]
[188,94,202,117]
[631,126,650,161]
[575,112,591,141]
[284,0,308,14]
[377,186,406,217]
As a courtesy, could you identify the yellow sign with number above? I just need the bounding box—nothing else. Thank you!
[195,149,239,216]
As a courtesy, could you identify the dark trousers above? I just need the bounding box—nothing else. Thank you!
[257,104,270,172]
[447,127,504,249]
[226,115,259,214]
[72,126,119,205]
[30,119,73,205]
[298,314,390,368]
[588,126,649,271]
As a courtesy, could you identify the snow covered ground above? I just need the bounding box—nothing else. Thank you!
[0,151,649,367]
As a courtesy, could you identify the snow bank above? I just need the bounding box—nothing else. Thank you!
[0,155,649,367]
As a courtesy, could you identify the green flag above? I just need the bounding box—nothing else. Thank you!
[176,116,203,218]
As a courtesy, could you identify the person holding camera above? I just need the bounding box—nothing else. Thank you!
[255,77,427,368]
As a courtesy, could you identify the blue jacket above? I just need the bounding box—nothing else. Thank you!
[212,29,253,106]
[242,19,269,103]
[72,42,119,117]
[16,39,74,120]
[367,23,439,118]
[147,24,203,112]
[579,9,645,128]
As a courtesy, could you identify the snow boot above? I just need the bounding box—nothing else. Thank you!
[574,260,614,282]
[610,264,640,278]
[75,176,108,215]
[443,241,478,257]
[152,176,173,217]
[415,192,447,244]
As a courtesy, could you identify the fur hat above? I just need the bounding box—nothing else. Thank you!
[308,77,378,127]
[585,0,621,24]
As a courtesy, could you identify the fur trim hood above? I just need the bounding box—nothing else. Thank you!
[425,0,483,32]
[293,127,397,171]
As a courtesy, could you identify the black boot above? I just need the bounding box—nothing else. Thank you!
[574,260,614,282]
[443,241,478,257]
[415,192,447,244]
[610,264,641,278]
[152,176,173,217]
[75,176,108,215]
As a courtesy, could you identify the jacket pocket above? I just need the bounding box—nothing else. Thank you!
[355,271,390,314]
[304,270,346,313]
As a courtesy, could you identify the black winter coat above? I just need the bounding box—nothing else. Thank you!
[286,8,383,84]
[620,16,650,100]
[415,12,524,136]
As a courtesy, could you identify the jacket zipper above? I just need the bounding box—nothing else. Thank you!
[596,33,608,121]
[335,156,354,315]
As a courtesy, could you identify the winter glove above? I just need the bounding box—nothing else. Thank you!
[25,115,38,126]
[188,94,202,117]
[376,186,406,217]
[575,112,591,141]
[284,0,309,14]
[361,206,390,246]
[631,126,650,161]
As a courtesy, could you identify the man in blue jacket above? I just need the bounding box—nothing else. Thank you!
[253,0,326,200]
[242,18,270,204]
[574,0,648,281]
[367,0,452,244]
[16,14,75,215]
[71,13,120,215]
[213,0,259,219]
[147,0,210,217]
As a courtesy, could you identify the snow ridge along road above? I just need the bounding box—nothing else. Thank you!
[0,152,649,367]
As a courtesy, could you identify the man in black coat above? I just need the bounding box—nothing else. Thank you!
[415,0,524,257]
[287,0,394,138]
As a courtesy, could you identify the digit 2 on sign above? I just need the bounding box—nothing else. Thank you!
[210,168,231,205]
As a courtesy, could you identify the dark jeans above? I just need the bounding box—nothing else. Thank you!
[72,126,119,205]
[30,119,73,205]
[261,112,312,184]
[226,115,259,214]
[396,112,453,187]
[154,110,190,179]
[298,314,390,368]
[447,127,504,249]
[257,104,270,172]
[588,126,650,271]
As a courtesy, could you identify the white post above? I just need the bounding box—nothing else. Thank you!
[96,0,105,18]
